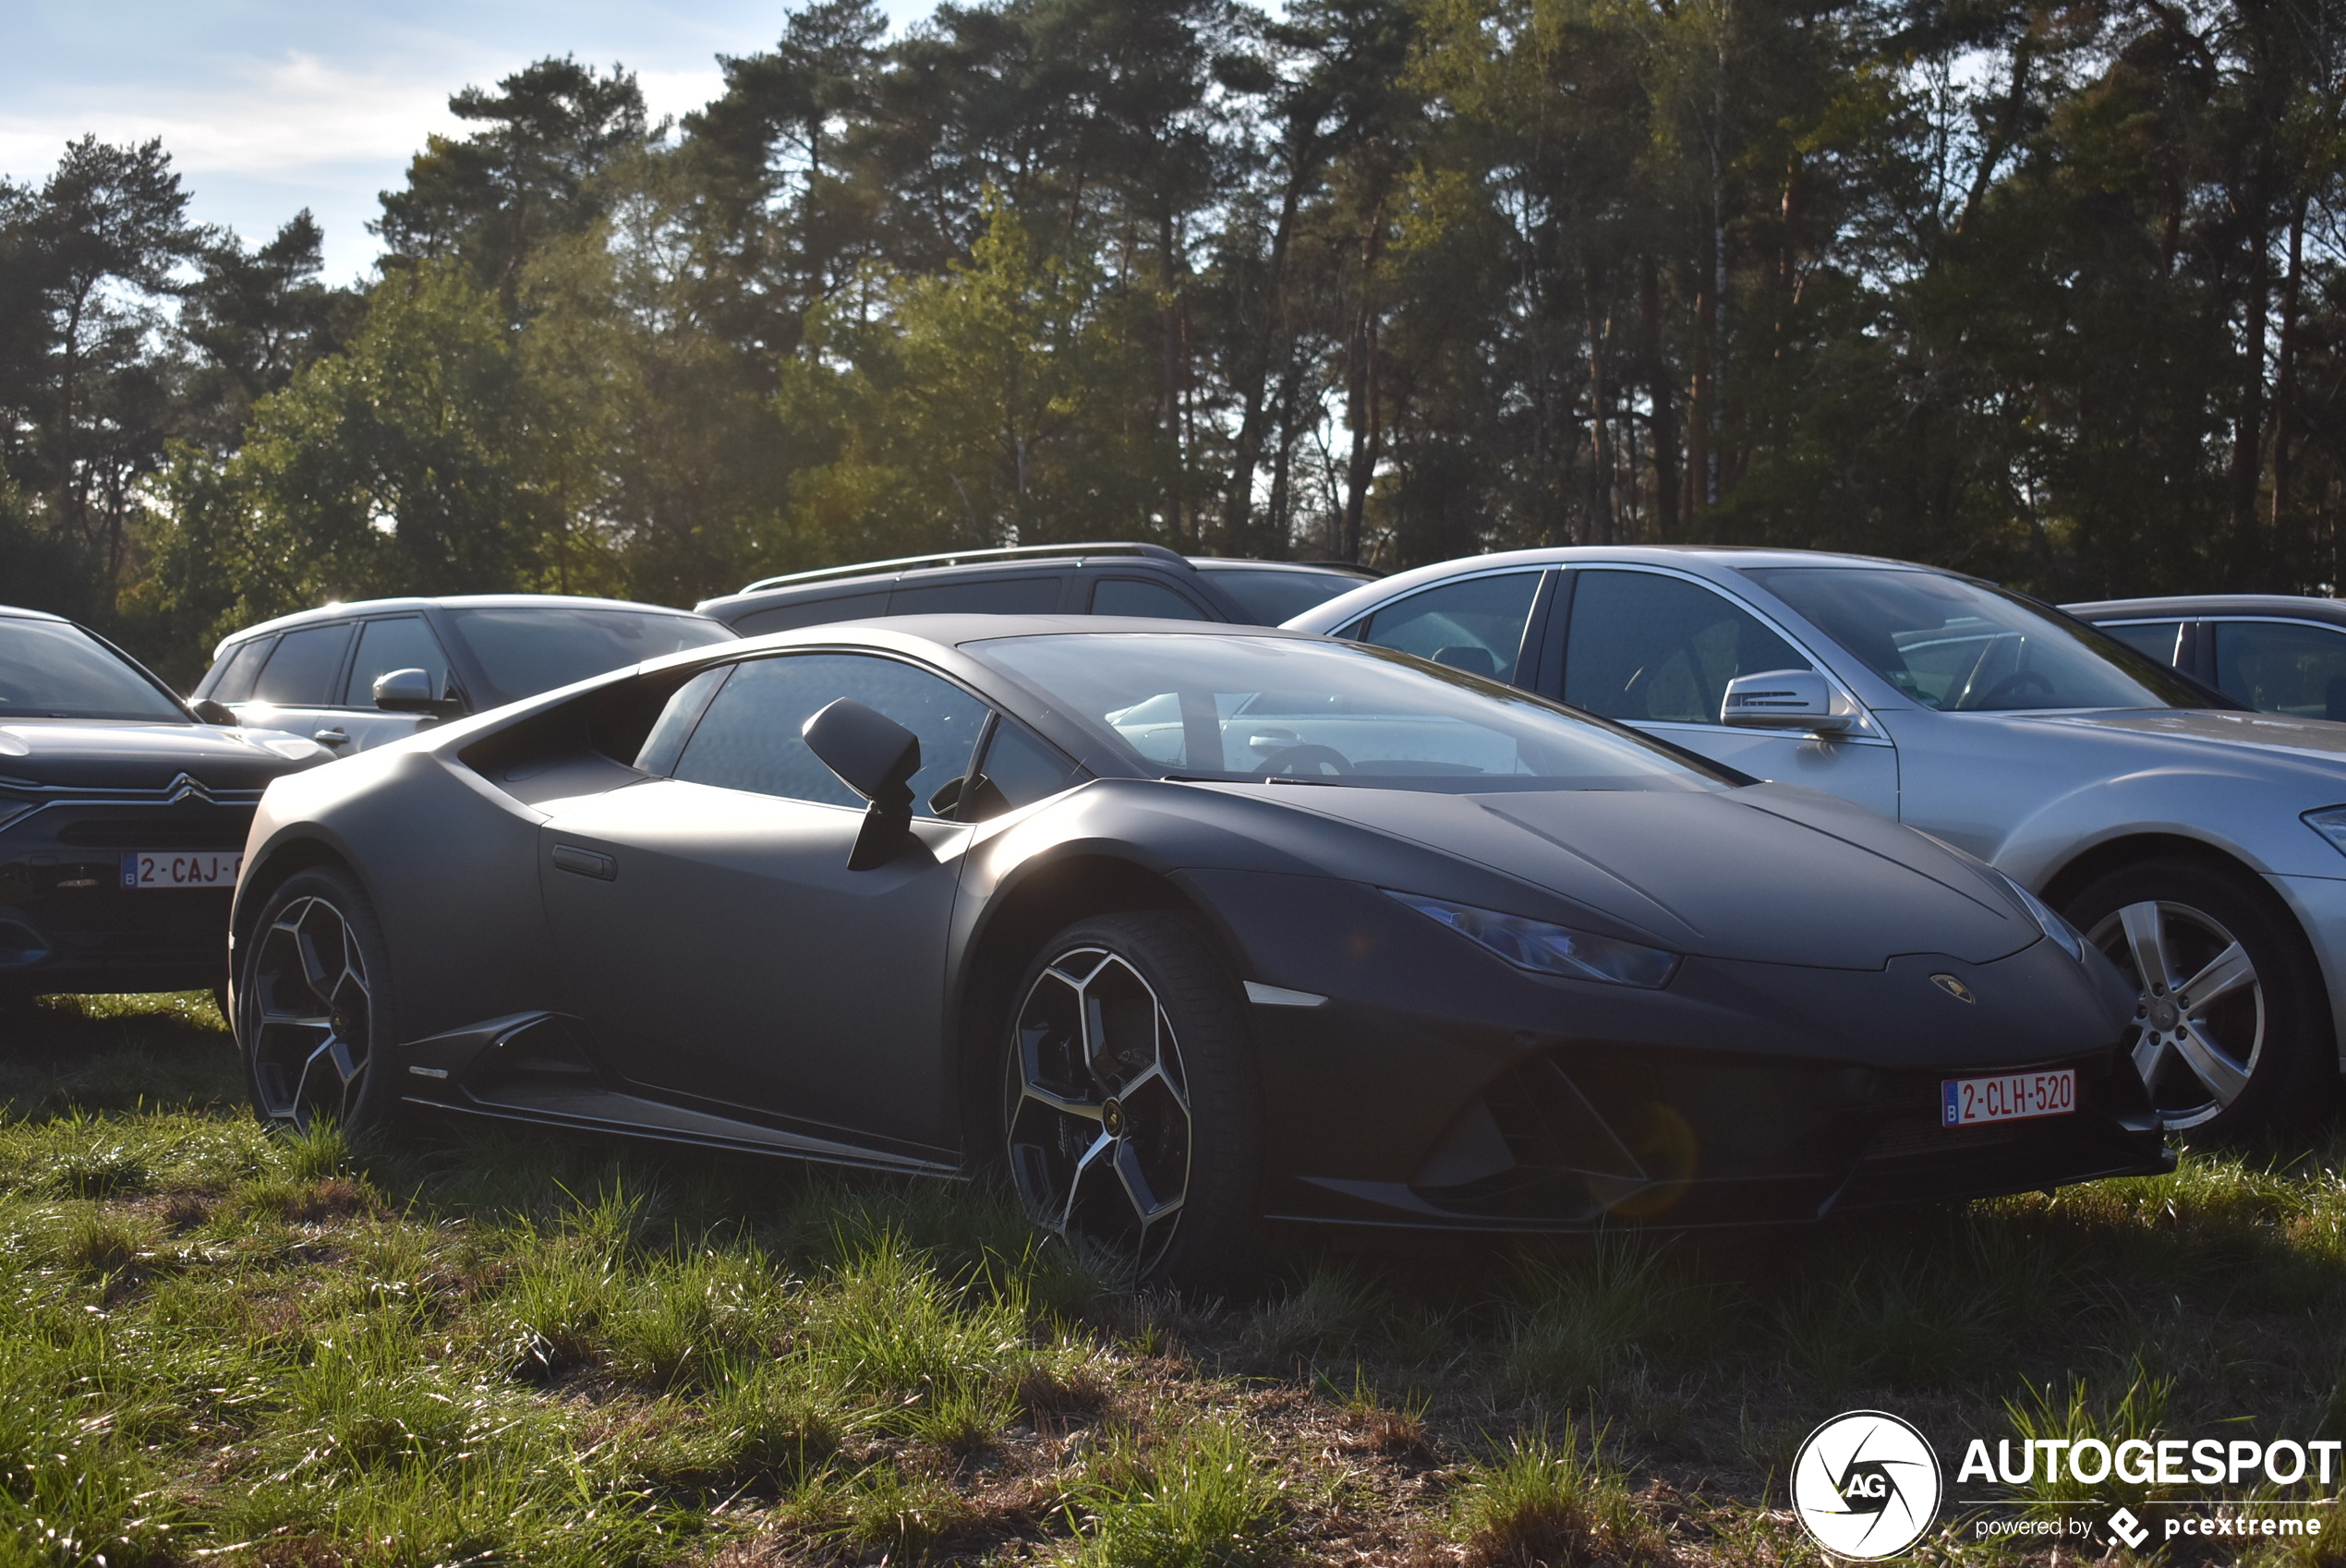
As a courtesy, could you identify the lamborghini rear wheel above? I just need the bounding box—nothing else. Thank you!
[238,866,403,1135]
[1003,911,1263,1291]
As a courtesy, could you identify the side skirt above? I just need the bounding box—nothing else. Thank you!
[397,1010,961,1178]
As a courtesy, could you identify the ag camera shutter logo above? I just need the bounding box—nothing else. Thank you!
[1791,1410,1943,1559]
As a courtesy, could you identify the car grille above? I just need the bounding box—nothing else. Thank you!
[55,807,254,849]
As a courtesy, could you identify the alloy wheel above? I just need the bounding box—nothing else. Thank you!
[1005,945,1192,1278]
[246,895,373,1128]
[2086,899,2264,1130]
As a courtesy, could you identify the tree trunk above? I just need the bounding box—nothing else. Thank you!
[1586,259,1614,546]
[1218,132,1317,553]
[2229,176,2273,581]
[1340,308,1381,562]
[2269,189,2307,581]
[1340,202,1387,562]
[1687,253,1711,524]
[1640,255,1678,538]
[1159,207,1185,540]
[54,283,88,548]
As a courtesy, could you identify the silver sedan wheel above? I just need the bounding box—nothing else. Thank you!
[2087,899,2264,1130]
[247,895,374,1128]
[1005,945,1192,1279]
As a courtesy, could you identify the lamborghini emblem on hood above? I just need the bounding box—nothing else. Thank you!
[1930,973,1976,1004]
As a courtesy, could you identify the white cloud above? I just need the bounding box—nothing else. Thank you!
[0,52,461,181]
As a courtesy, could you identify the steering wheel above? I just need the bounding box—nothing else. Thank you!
[1976,669,2056,708]
[1260,743,1354,777]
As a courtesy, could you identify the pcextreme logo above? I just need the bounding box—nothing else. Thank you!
[1790,1410,1943,1559]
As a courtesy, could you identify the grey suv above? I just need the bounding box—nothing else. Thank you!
[695,542,1375,635]
[193,596,736,755]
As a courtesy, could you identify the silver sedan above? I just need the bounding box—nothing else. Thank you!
[1288,547,2346,1136]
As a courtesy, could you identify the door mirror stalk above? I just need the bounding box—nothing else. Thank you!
[804,699,923,868]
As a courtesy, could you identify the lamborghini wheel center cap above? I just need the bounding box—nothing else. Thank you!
[1101,1098,1125,1137]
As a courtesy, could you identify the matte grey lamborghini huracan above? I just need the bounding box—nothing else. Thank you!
[229,617,2168,1286]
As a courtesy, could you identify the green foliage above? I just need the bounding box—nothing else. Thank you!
[158,260,561,637]
[7,1,2346,680]
[775,197,1181,566]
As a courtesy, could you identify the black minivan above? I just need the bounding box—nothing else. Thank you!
[696,542,1375,635]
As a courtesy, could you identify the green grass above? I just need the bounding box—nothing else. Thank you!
[4,991,2346,1563]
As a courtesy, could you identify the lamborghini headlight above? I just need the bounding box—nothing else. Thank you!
[2000,872,2086,963]
[1388,891,1678,989]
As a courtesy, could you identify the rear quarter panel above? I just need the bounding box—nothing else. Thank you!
[241,742,557,1043]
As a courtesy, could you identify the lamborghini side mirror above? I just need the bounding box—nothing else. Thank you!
[804,698,922,868]
[190,698,238,726]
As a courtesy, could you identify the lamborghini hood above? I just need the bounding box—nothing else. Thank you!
[1249,780,2039,970]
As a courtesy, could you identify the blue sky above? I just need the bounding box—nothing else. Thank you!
[0,0,934,283]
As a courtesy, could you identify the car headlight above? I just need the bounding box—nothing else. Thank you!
[2305,806,2346,861]
[2000,872,2086,963]
[1387,891,1679,988]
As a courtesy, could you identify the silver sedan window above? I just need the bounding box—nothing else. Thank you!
[1749,567,2201,711]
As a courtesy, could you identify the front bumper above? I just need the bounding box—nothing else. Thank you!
[1258,1021,2166,1231]
[2267,874,2346,1071]
[1186,868,2169,1235]
[0,797,256,994]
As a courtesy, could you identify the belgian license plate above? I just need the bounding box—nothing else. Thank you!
[1942,1067,2074,1128]
[119,851,241,889]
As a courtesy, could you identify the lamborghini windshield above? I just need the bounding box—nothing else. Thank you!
[968,633,1731,790]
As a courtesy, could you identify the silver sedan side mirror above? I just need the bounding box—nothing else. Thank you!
[1721,669,1852,733]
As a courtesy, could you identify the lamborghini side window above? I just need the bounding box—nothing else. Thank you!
[672,653,990,813]
[634,666,732,776]
[965,720,1083,817]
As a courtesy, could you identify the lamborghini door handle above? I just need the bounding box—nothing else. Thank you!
[550,844,617,881]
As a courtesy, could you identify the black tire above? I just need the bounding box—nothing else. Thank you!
[1000,911,1264,1292]
[236,865,405,1135]
[2064,856,2333,1138]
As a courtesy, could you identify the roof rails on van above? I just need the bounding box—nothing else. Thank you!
[736,541,1191,596]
